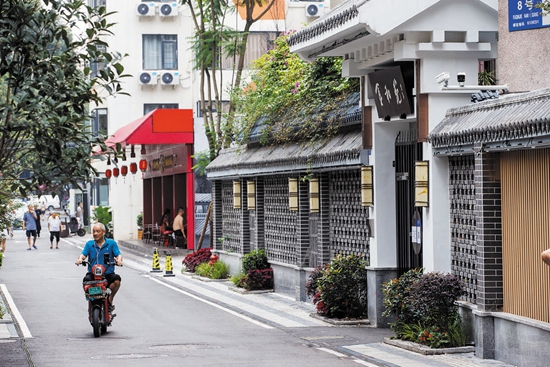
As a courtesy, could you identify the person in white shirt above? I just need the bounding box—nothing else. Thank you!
[48,211,62,249]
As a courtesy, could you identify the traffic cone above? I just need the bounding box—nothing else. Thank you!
[163,251,175,277]
[150,247,162,273]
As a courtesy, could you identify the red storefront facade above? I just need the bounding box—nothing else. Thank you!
[106,109,195,249]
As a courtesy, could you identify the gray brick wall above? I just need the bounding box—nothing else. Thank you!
[474,149,503,311]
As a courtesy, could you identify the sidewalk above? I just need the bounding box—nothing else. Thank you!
[0,236,516,367]
[116,239,516,367]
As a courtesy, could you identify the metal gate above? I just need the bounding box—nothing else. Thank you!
[395,130,423,276]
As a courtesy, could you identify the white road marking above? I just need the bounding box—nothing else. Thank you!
[146,276,274,329]
[317,347,347,358]
[352,359,380,367]
[0,284,33,338]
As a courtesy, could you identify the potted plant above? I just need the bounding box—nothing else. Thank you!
[91,205,113,238]
[136,212,143,239]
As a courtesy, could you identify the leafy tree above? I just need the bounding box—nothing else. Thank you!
[183,0,277,161]
[0,0,128,201]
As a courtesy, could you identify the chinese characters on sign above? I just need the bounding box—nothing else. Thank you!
[368,66,412,119]
[508,0,550,31]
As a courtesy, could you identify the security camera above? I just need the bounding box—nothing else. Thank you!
[457,72,466,87]
[435,72,450,87]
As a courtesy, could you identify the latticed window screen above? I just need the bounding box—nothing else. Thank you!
[329,170,370,259]
[221,180,242,253]
[264,176,298,265]
[449,156,477,304]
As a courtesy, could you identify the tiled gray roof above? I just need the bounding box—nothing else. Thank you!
[206,128,363,179]
[428,88,550,148]
[287,1,362,48]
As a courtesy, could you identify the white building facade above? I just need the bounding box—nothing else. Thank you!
[90,0,328,240]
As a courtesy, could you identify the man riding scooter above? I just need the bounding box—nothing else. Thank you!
[75,223,123,311]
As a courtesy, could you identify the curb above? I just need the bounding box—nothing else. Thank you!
[228,286,274,295]
[309,312,371,326]
[383,337,475,355]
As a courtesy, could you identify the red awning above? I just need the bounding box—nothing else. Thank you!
[105,109,194,148]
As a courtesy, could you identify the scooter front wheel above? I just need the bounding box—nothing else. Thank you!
[77,228,86,237]
[92,307,101,337]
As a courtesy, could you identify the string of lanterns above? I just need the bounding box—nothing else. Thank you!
[104,145,148,182]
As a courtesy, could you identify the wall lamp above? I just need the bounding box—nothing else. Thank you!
[361,166,374,207]
[233,180,241,209]
[309,178,319,213]
[247,181,256,210]
[289,178,298,211]
[414,161,429,207]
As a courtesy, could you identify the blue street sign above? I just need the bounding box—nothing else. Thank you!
[509,0,550,31]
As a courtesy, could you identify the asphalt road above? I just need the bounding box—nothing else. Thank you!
[0,230,381,367]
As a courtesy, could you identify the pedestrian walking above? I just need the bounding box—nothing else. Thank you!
[76,201,84,224]
[34,204,43,237]
[48,211,61,249]
[23,204,38,250]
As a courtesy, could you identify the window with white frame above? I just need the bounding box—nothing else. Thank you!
[91,108,108,138]
[196,100,230,118]
[90,44,107,78]
[143,35,178,70]
[144,103,178,115]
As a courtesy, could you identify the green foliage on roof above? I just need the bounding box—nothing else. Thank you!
[232,32,359,145]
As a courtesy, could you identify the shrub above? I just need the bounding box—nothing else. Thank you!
[182,248,211,273]
[242,249,269,273]
[245,268,274,290]
[382,268,424,326]
[382,269,467,348]
[407,272,464,329]
[195,261,230,279]
[230,273,247,288]
[308,254,369,319]
[231,249,273,291]
[306,265,327,298]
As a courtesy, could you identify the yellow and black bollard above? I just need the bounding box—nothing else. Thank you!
[150,247,162,273]
[163,251,175,277]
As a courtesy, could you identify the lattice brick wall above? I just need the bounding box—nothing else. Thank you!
[449,155,477,304]
[221,180,242,253]
[264,176,298,265]
[329,170,370,259]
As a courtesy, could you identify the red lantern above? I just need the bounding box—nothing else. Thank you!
[139,159,147,172]
[105,169,112,179]
[113,167,120,177]
[130,162,138,174]
[121,165,128,176]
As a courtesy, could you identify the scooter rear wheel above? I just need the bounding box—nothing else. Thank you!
[92,308,101,337]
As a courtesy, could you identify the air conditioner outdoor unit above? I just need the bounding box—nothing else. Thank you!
[305,3,325,17]
[159,3,178,17]
[139,71,158,85]
[136,2,156,16]
[161,71,180,86]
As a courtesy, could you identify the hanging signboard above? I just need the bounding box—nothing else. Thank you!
[368,66,412,119]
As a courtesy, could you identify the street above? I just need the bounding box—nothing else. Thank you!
[0,230,387,367]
